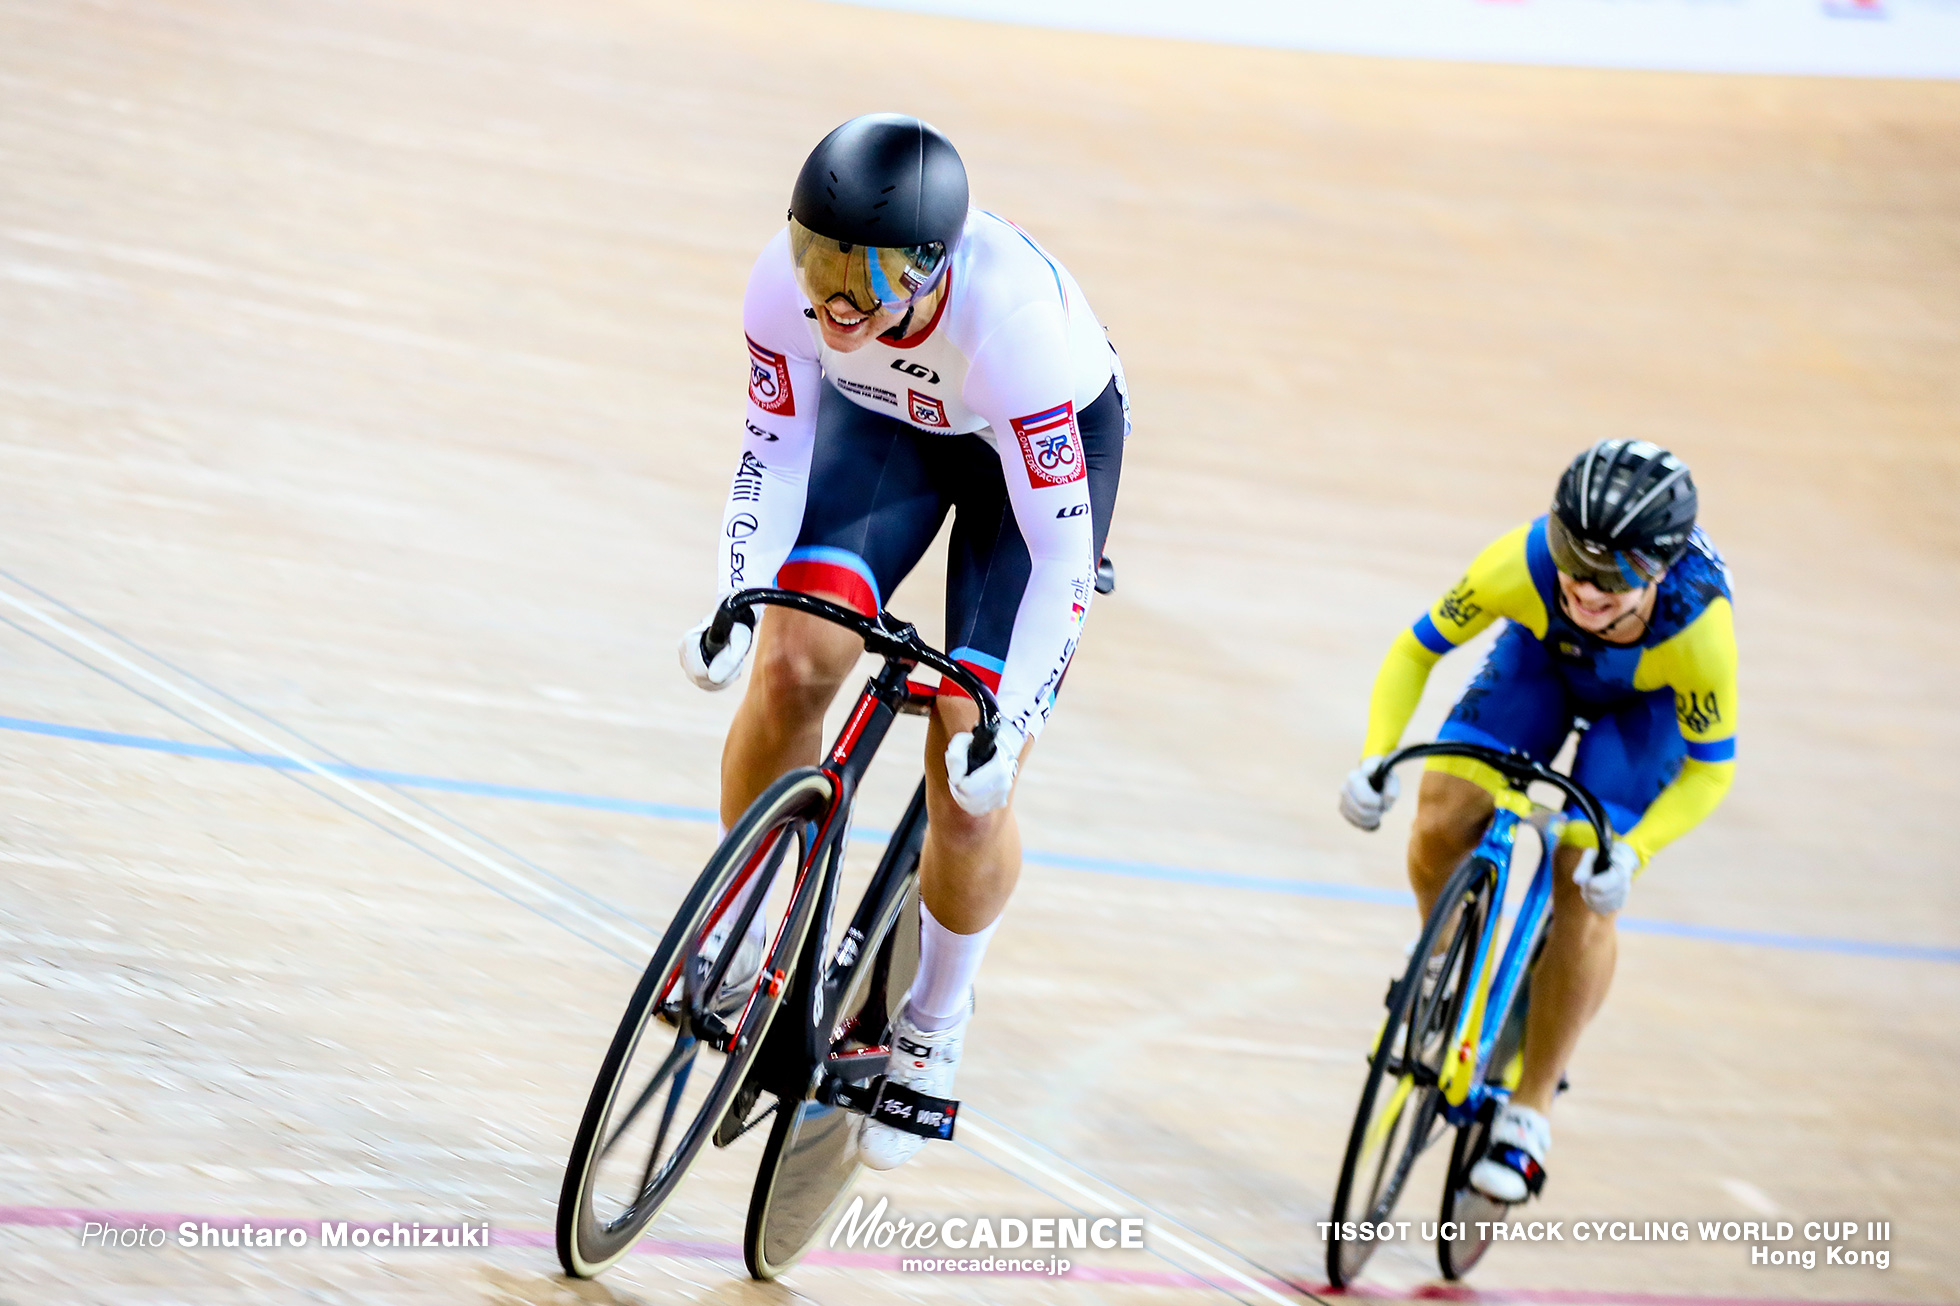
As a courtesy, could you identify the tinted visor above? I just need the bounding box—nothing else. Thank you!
[788,217,950,318]
[1546,513,1666,593]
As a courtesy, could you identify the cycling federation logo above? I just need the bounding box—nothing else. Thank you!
[1010,403,1083,488]
[909,389,950,428]
[747,335,795,416]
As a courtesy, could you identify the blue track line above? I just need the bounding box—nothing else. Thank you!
[4,712,1955,966]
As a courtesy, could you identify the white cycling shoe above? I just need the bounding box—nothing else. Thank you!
[1469,1102,1551,1203]
[858,995,970,1172]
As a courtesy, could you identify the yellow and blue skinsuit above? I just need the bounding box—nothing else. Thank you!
[1363,516,1738,863]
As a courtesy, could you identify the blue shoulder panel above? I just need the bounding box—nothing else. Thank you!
[1686,737,1737,763]
[1650,530,1732,643]
[1524,516,1560,612]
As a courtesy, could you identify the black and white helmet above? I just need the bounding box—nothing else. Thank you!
[1548,440,1698,591]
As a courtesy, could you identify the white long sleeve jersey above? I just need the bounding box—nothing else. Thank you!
[719,210,1120,740]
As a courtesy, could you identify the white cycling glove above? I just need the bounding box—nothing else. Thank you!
[944,725,1025,817]
[678,611,753,692]
[1572,839,1641,915]
[1338,758,1401,831]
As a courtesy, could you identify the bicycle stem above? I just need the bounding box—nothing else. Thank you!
[706,587,1003,774]
[1368,740,1614,865]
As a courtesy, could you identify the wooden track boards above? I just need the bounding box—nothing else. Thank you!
[1,0,1956,1301]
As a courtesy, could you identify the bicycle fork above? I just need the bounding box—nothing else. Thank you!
[1438,806,1549,1127]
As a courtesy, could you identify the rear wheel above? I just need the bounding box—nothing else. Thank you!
[1439,936,1544,1280]
[1325,854,1491,1289]
[1440,1099,1509,1278]
[557,769,833,1279]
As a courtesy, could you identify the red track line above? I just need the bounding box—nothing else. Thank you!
[0,1203,1930,1305]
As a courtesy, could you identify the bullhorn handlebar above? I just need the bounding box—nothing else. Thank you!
[703,587,1005,772]
[1368,740,1615,865]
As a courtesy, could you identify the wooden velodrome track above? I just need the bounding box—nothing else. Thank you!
[2,0,1956,1301]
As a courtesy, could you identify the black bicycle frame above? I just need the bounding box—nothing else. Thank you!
[709,588,1001,1106]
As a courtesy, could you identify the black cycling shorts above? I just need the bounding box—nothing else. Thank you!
[775,375,1125,693]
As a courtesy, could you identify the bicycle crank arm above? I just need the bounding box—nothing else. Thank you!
[817,1073,960,1141]
[820,1046,890,1084]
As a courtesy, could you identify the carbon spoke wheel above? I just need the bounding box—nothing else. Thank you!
[556,769,833,1279]
[1325,855,1491,1289]
[745,788,927,1281]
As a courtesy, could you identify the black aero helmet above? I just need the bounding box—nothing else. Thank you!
[787,114,968,317]
[1548,440,1698,592]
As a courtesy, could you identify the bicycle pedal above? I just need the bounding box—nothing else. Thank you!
[1557,1073,1571,1096]
[867,1078,959,1141]
[695,1010,735,1050]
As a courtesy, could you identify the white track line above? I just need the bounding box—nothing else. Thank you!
[956,1116,1301,1306]
[6,581,1301,1302]
[0,589,657,954]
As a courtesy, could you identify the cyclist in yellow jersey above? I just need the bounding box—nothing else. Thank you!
[1338,440,1737,1202]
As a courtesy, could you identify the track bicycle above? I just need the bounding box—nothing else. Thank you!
[556,586,1004,1281]
[1324,739,1614,1287]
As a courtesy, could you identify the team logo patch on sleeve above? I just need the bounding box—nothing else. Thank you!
[1010,403,1084,488]
[908,389,949,428]
[746,335,795,416]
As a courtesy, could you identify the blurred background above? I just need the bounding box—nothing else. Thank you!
[1,1,1956,1302]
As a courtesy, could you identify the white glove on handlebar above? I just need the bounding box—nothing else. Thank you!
[1338,758,1400,831]
[945,725,1024,817]
[1572,839,1640,915]
[679,612,753,692]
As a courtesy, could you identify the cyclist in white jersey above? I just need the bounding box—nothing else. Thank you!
[679,114,1127,1170]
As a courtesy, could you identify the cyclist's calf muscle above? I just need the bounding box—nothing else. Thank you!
[918,698,1027,934]
[1517,854,1616,1112]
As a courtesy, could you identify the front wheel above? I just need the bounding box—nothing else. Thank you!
[1325,853,1491,1289]
[556,769,833,1279]
[745,785,927,1279]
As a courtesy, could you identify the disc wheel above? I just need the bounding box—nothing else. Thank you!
[1325,854,1490,1289]
[1440,1098,1509,1278]
[557,768,833,1279]
[744,788,927,1280]
[1439,946,1542,1280]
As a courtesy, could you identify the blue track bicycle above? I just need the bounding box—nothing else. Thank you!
[1324,738,1614,1287]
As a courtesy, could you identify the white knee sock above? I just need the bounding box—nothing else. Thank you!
[907,900,999,1031]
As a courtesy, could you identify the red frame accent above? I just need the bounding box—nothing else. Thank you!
[829,695,881,765]
[676,670,892,1036]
